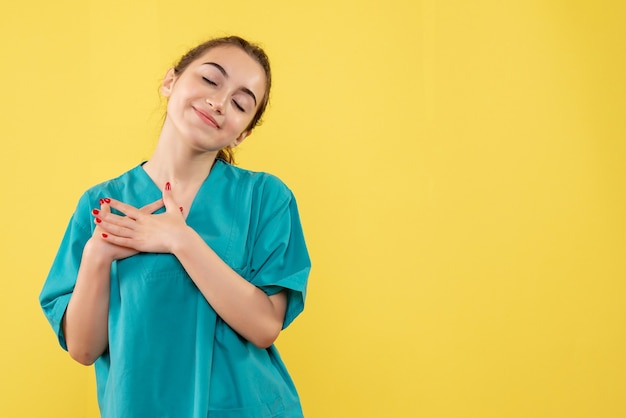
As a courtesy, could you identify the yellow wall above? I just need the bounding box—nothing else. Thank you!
[1,1,625,417]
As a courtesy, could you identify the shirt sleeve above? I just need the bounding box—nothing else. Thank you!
[248,176,311,329]
[39,192,94,350]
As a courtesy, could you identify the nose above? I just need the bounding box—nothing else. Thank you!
[205,96,224,114]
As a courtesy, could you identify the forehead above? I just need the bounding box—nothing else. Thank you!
[194,46,266,94]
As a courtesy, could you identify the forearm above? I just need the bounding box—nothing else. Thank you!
[63,240,111,365]
[172,227,286,348]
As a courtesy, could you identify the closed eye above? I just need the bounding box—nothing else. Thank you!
[232,100,245,112]
[202,77,217,86]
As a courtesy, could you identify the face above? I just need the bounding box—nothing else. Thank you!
[161,46,267,153]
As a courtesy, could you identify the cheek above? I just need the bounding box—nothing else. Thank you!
[167,96,194,123]
[226,113,253,132]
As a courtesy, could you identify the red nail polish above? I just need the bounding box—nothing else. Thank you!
[104,198,111,203]
[165,182,171,191]
[179,206,183,212]
[92,209,100,215]
[99,198,104,205]
[102,233,108,238]
[96,218,102,223]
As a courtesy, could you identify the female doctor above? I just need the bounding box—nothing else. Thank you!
[39,36,311,418]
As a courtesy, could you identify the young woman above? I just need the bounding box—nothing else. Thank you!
[39,36,311,418]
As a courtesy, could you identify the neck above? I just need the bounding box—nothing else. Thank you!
[143,125,218,190]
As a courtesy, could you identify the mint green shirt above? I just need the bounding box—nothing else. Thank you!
[40,160,311,417]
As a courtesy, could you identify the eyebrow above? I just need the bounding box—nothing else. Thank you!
[203,62,257,106]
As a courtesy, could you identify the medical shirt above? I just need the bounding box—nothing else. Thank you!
[39,160,311,418]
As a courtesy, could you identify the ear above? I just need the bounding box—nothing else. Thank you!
[161,68,176,97]
[231,130,251,148]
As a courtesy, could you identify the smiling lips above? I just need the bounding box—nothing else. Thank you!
[193,107,220,129]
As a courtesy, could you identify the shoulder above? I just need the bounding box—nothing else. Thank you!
[73,165,143,212]
[218,160,294,203]
[80,165,143,200]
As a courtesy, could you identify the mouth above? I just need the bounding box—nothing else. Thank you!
[193,107,220,129]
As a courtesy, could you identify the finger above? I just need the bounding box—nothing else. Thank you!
[100,232,137,249]
[93,208,137,235]
[91,201,111,226]
[161,182,180,213]
[93,200,138,248]
[107,198,142,220]
[96,206,137,237]
[100,200,111,214]
[140,198,164,214]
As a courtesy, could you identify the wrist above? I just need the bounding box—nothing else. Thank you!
[83,237,115,266]
[169,225,196,255]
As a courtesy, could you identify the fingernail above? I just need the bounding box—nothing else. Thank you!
[104,198,111,203]
[92,209,100,215]
[179,206,183,212]
[96,218,102,223]
[101,233,108,238]
[99,198,104,205]
[165,182,171,191]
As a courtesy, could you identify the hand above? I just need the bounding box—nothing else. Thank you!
[90,198,165,261]
[94,184,187,254]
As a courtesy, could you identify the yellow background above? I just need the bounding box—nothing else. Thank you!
[1,1,625,417]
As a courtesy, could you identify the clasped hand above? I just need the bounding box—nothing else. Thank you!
[90,184,187,260]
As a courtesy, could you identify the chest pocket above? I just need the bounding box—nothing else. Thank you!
[115,253,183,282]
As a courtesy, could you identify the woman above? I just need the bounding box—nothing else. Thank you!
[39,36,311,418]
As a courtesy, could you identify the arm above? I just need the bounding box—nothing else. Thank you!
[172,227,287,348]
[96,190,288,348]
[63,238,113,365]
[63,199,164,365]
